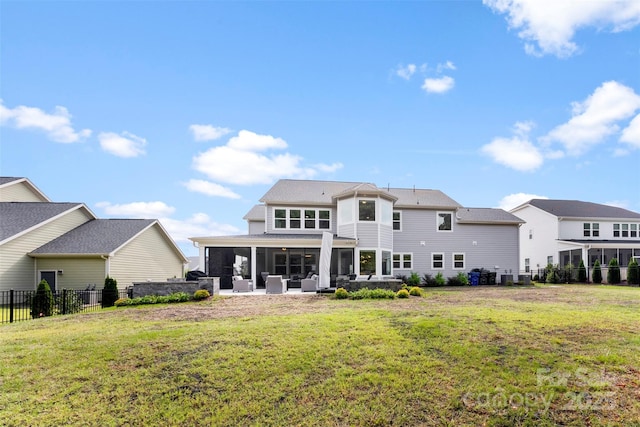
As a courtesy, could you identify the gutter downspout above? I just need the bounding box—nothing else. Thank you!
[101,255,110,279]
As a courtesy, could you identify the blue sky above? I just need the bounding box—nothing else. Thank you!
[2,0,639,257]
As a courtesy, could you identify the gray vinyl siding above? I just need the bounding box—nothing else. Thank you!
[338,224,356,239]
[0,208,93,291]
[0,181,47,202]
[248,221,265,234]
[109,224,184,288]
[356,222,379,247]
[392,209,519,277]
[36,258,106,290]
[380,224,393,250]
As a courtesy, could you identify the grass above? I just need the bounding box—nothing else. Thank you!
[1,285,639,426]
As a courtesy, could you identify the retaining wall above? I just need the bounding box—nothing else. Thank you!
[131,278,219,298]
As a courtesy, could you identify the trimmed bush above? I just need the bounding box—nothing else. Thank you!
[628,257,640,285]
[577,260,587,283]
[334,287,349,299]
[31,279,54,318]
[350,288,396,300]
[193,289,210,300]
[114,292,191,307]
[408,286,422,296]
[407,272,421,286]
[397,289,410,298]
[102,276,119,308]
[434,272,446,287]
[607,258,621,284]
[592,260,602,284]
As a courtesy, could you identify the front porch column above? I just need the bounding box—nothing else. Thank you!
[251,246,257,285]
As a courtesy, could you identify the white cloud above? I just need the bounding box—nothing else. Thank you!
[192,130,340,185]
[481,136,543,172]
[497,193,548,211]
[189,124,232,141]
[95,201,175,217]
[436,61,456,72]
[543,81,640,156]
[0,100,91,143]
[422,76,455,94]
[313,162,344,173]
[620,113,640,149]
[396,64,417,80]
[483,0,640,57]
[98,131,147,157]
[159,213,241,243]
[182,179,241,199]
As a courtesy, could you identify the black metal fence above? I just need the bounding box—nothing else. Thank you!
[1,289,129,324]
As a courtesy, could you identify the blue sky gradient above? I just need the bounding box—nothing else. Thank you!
[2,1,639,256]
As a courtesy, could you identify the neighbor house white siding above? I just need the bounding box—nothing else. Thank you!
[0,208,94,291]
[513,206,561,270]
[0,181,48,202]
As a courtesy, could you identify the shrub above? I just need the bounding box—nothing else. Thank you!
[349,288,396,300]
[102,276,119,308]
[434,272,446,287]
[577,260,587,283]
[397,289,410,298]
[422,274,437,287]
[607,258,621,284]
[31,279,54,318]
[193,289,210,300]
[447,272,469,287]
[563,263,574,283]
[592,260,602,284]
[407,272,421,286]
[545,264,559,284]
[533,274,540,282]
[628,257,640,285]
[114,298,131,307]
[334,287,349,299]
[58,290,84,315]
[114,292,192,307]
[408,286,422,296]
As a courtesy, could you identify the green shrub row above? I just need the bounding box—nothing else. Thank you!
[334,286,423,300]
[114,290,210,307]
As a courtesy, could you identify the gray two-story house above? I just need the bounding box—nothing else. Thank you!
[190,179,524,289]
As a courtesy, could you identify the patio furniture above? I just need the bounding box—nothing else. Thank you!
[266,275,285,294]
[232,276,253,292]
[301,274,318,292]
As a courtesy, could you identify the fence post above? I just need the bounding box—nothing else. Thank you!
[62,289,67,315]
[9,289,14,323]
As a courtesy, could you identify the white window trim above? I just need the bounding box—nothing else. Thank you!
[431,252,445,270]
[436,212,453,232]
[452,252,465,270]
[393,252,413,270]
[273,207,331,231]
[393,211,402,232]
[358,199,377,222]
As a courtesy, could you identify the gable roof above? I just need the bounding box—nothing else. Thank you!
[0,177,51,202]
[456,208,524,224]
[29,219,178,257]
[259,179,460,209]
[0,202,91,243]
[516,199,640,220]
[243,204,266,221]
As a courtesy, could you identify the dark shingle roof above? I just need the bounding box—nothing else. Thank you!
[0,202,85,241]
[30,219,156,255]
[0,177,23,186]
[527,199,640,220]
[456,208,524,224]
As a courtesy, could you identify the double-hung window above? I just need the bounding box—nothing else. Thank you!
[393,211,401,231]
[274,208,331,230]
[453,253,465,269]
[393,253,412,269]
[432,253,444,269]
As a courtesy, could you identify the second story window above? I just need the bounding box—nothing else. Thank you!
[393,211,401,231]
[583,223,590,237]
[274,208,331,230]
[359,200,376,221]
[437,212,452,231]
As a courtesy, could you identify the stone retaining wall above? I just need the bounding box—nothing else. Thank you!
[131,278,219,298]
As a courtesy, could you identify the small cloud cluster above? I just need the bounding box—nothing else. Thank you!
[0,100,146,158]
[394,60,457,94]
[95,201,240,243]
[483,0,640,58]
[482,81,640,172]
[0,100,91,143]
[185,128,342,199]
[189,124,232,141]
[497,193,548,211]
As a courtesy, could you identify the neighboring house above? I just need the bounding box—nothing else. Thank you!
[190,179,524,289]
[0,177,188,291]
[510,199,640,280]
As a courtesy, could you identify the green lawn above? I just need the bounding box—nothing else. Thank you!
[1,285,638,426]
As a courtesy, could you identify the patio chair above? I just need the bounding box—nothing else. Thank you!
[301,274,318,292]
[266,275,285,294]
[232,276,253,292]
